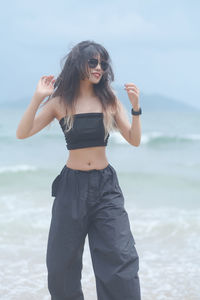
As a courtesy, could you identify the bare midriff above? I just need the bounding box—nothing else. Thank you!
[66,146,109,171]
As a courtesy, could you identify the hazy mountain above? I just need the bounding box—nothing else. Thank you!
[112,84,198,112]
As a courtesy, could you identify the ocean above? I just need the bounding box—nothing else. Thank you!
[0,106,200,300]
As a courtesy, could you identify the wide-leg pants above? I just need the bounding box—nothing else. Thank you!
[46,163,141,300]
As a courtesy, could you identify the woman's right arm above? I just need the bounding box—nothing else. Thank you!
[16,75,56,139]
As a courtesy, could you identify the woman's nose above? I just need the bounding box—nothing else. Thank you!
[95,62,102,71]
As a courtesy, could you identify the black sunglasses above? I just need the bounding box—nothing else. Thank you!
[88,58,109,71]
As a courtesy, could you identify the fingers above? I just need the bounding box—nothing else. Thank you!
[124,83,137,87]
[41,75,55,87]
[51,79,56,85]
[124,83,140,93]
[41,75,54,81]
[126,90,138,96]
[125,86,138,91]
[124,86,139,93]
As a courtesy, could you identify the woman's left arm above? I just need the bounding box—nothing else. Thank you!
[124,83,141,147]
[114,83,141,147]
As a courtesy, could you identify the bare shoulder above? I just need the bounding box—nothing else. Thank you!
[41,95,67,121]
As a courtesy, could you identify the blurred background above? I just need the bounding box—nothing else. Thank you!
[0,1,200,299]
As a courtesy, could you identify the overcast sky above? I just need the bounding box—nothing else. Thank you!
[1,0,200,108]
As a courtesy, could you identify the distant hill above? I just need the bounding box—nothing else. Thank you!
[0,84,199,112]
[112,84,198,112]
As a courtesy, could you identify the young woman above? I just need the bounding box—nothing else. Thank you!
[16,40,142,300]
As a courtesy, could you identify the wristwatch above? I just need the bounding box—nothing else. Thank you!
[131,107,142,115]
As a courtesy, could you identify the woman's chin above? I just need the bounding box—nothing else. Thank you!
[89,77,101,84]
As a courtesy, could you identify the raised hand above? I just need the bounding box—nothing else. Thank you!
[35,75,56,99]
[124,83,140,109]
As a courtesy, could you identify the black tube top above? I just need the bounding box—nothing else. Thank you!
[58,112,110,150]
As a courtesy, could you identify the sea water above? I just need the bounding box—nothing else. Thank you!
[0,107,200,300]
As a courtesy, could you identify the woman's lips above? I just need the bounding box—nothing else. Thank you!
[92,73,101,78]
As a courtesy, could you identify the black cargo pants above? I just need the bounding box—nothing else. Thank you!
[46,163,141,300]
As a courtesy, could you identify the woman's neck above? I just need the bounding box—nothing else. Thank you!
[79,79,95,98]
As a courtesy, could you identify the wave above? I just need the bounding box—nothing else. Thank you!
[128,207,200,244]
[142,132,200,145]
[0,164,38,174]
[111,131,200,145]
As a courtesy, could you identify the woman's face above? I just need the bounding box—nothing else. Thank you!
[86,54,104,84]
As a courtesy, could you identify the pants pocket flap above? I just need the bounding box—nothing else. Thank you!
[51,174,61,197]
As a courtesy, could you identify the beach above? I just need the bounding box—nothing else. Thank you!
[0,107,200,300]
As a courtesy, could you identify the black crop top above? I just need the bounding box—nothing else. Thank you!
[59,112,110,150]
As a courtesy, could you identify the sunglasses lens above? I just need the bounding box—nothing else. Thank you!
[101,61,108,71]
[88,58,98,68]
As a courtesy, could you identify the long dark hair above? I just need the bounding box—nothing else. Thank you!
[43,40,119,138]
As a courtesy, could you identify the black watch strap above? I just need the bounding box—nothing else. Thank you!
[131,107,142,115]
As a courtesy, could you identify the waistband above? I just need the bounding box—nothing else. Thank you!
[63,163,115,174]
